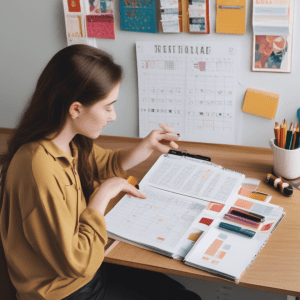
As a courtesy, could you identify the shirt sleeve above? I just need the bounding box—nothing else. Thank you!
[22,169,108,279]
[93,144,128,180]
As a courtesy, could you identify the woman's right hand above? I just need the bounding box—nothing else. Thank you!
[88,177,147,215]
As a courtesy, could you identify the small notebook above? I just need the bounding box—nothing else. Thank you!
[242,88,280,119]
[216,0,246,34]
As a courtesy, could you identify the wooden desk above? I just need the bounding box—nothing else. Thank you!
[0,130,299,298]
[94,135,300,298]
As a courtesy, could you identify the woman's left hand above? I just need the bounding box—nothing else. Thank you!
[142,123,180,154]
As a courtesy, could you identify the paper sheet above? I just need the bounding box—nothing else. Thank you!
[184,196,283,281]
[105,185,207,253]
[136,41,240,145]
[141,154,245,204]
[184,227,268,281]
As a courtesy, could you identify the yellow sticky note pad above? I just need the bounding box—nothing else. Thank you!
[242,88,280,119]
[216,0,246,34]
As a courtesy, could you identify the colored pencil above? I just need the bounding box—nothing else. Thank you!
[280,122,284,148]
[274,121,280,146]
[292,123,299,150]
[285,123,294,150]
[282,119,287,148]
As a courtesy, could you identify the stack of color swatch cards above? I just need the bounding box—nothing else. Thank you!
[160,0,181,33]
[105,152,285,283]
[62,0,115,44]
[188,0,209,33]
[160,0,210,33]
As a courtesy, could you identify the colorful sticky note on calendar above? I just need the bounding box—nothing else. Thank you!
[86,14,115,39]
[120,0,157,33]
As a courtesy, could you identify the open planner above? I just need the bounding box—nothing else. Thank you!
[105,151,285,283]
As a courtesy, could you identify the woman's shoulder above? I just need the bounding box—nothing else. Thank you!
[8,141,59,185]
[6,141,66,220]
[12,140,54,168]
[8,140,65,195]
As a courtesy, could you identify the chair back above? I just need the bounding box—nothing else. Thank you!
[0,218,18,300]
[0,131,17,299]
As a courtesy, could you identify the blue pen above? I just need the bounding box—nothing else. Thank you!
[218,222,256,238]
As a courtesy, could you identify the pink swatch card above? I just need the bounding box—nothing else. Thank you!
[86,14,115,39]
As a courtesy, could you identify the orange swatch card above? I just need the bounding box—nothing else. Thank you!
[216,0,246,34]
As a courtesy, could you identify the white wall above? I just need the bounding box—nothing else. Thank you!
[0,0,299,149]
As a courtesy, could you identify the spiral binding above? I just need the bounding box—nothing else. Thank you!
[247,88,279,99]
[221,167,243,175]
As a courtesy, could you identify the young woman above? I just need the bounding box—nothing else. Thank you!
[0,45,202,300]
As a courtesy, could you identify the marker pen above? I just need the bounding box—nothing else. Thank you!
[228,208,265,223]
[224,214,260,229]
[218,222,256,238]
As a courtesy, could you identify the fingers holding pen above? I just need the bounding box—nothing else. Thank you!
[158,123,180,149]
[159,123,176,133]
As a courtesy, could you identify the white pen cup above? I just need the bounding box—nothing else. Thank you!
[269,138,300,180]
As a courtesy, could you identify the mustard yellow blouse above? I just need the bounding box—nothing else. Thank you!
[0,139,127,300]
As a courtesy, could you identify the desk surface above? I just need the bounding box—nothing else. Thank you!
[0,130,299,296]
[94,135,300,297]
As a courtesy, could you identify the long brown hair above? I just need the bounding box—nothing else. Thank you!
[0,44,122,210]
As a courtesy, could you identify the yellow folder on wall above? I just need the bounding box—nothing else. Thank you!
[242,88,280,120]
[216,0,246,34]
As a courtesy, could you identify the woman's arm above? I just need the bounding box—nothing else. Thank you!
[119,124,179,171]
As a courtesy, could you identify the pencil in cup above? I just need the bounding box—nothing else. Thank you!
[292,123,300,149]
[285,123,294,150]
[274,121,300,149]
[274,122,280,146]
[291,123,298,149]
[283,119,287,148]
